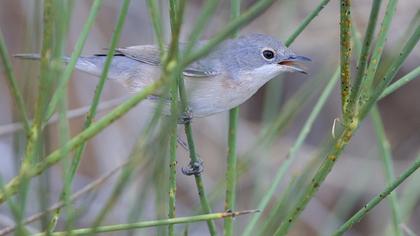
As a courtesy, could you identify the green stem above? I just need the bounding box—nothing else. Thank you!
[361,0,398,94]
[333,154,420,235]
[18,0,55,218]
[167,2,218,235]
[182,125,217,236]
[44,0,103,121]
[224,108,239,236]
[371,106,403,236]
[348,0,382,115]
[34,210,258,236]
[339,0,352,119]
[0,30,30,133]
[21,0,54,169]
[146,0,164,51]
[167,0,184,235]
[360,23,420,119]
[243,68,340,236]
[224,0,240,235]
[380,66,420,99]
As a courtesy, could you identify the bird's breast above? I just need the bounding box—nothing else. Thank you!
[184,73,263,117]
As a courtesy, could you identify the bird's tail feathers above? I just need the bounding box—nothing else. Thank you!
[14,53,41,60]
[14,53,70,63]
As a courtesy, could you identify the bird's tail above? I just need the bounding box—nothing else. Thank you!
[14,53,42,60]
[14,53,70,63]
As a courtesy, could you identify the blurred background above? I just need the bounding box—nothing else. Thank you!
[0,0,419,235]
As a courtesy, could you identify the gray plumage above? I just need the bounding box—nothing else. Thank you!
[15,33,310,118]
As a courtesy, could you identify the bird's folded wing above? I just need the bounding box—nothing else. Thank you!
[116,45,161,66]
[116,45,221,78]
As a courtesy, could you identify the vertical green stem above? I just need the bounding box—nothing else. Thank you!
[168,128,178,236]
[15,1,55,230]
[371,106,402,236]
[167,1,183,235]
[360,23,420,119]
[21,0,54,169]
[146,0,164,51]
[166,2,217,235]
[340,0,352,119]
[347,0,382,115]
[168,79,178,236]
[361,0,398,94]
[224,0,240,235]
[0,30,30,133]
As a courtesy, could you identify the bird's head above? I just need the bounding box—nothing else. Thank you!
[220,33,310,83]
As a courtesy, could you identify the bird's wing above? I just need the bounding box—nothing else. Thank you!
[115,45,221,78]
[116,45,161,66]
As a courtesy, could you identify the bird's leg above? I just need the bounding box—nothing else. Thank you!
[181,159,204,176]
[176,136,189,151]
[177,106,193,124]
[177,136,204,176]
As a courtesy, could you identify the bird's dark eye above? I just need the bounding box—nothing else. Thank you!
[262,49,275,60]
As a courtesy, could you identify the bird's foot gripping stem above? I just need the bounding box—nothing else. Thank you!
[182,159,204,176]
[177,107,193,124]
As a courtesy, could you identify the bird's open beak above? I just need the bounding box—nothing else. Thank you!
[278,55,311,74]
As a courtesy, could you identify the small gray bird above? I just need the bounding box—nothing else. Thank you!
[16,33,310,119]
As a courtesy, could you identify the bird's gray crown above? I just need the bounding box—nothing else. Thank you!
[215,33,296,74]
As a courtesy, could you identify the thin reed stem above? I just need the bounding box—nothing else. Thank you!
[17,0,55,220]
[361,0,398,94]
[360,23,420,119]
[167,0,185,235]
[347,0,382,115]
[380,66,420,99]
[34,210,259,236]
[224,0,240,235]
[146,0,164,51]
[0,30,30,133]
[339,0,352,120]
[371,106,403,236]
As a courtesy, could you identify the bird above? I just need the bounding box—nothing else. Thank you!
[15,33,310,120]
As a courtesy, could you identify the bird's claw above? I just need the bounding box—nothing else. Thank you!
[178,107,193,124]
[182,159,204,176]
